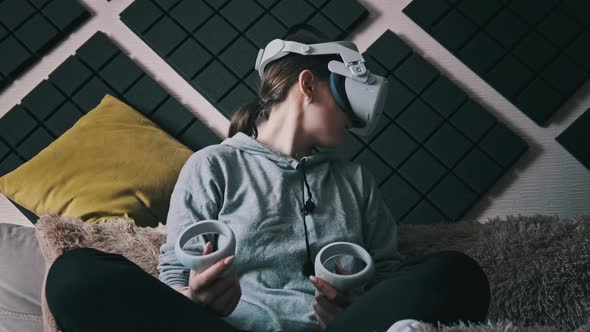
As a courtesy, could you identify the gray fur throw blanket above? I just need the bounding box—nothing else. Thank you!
[35,213,590,332]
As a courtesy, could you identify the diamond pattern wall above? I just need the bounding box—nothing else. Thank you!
[403,0,590,127]
[556,108,590,170]
[0,31,221,224]
[0,0,90,91]
[323,30,529,224]
[120,0,368,119]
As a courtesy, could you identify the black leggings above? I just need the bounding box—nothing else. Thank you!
[46,247,490,332]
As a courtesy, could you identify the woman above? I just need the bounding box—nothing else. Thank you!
[45,29,491,332]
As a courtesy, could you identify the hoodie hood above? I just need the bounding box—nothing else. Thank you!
[220,131,332,170]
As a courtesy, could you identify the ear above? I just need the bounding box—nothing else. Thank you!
[298,69,315,102]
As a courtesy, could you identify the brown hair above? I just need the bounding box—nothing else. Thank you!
[228,26,340,138]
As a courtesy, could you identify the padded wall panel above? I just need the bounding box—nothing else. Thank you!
[120,0,368,119]
[321,30,529,225]
[403,0,590,127]
[0,0,90,91]
[0,31,221,224]
[556,108,590,170]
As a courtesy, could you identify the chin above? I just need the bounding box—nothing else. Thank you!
[315,128,349,146]
[316,136,342,148]
[333,132,348,146]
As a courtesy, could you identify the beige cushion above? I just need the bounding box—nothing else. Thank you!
[0,223,45,332]
[35,213,165,332]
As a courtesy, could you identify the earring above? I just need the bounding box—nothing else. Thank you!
[307,97,312,104]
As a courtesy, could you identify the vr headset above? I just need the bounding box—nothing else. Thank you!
[254,38,389,137]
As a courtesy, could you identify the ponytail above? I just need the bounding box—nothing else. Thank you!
[228,99,266,138]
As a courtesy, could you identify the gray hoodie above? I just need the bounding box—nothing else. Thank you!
[158,131,405,332]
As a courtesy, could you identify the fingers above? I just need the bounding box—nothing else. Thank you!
[184,241,241,316]
[203,267,240,316]
[309,276,350,307]
[313,292,341,330]
[335,261,352,275]
[313,303,328,331]
[211,282,241,316]
[197,264,238,298]
[314,309,327,330]
[315,293,342,319]
[203,241,213,255]
[189,241,213,281]
[197,275,234,303]
[190,254,235,291]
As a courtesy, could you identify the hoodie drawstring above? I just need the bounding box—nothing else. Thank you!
[300,158,316,277]
[301,158,316,215]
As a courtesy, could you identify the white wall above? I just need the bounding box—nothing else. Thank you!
[1,0,589,227]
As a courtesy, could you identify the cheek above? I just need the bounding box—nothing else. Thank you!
[307,108,329,131]
[317,105,334,123]
[329,98,346,123]
[308,108,337,136]
[334,107,347,126]
[328,108,344,130]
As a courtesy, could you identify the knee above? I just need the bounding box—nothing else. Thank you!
[432,251,487,280]
[432,250,490,299]
[45,248,105,313]
[436,250,476,265]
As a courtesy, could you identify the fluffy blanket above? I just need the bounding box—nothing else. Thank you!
[35,213,590,332]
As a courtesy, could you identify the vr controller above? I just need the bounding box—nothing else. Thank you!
[175,220,374,291]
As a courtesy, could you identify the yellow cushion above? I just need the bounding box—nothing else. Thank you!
[0,94,193,227]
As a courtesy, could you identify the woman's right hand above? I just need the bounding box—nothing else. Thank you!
[181,241,241,317]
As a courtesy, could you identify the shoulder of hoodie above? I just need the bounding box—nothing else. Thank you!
[183,144,231,169]
[182,143,254,174]
[328,159,377,207]
[325,158,375,190]
[183,144,373,184]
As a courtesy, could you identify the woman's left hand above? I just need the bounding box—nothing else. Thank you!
[309,262,364,330]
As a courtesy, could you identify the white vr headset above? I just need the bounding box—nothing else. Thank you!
[255,39,389,137]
